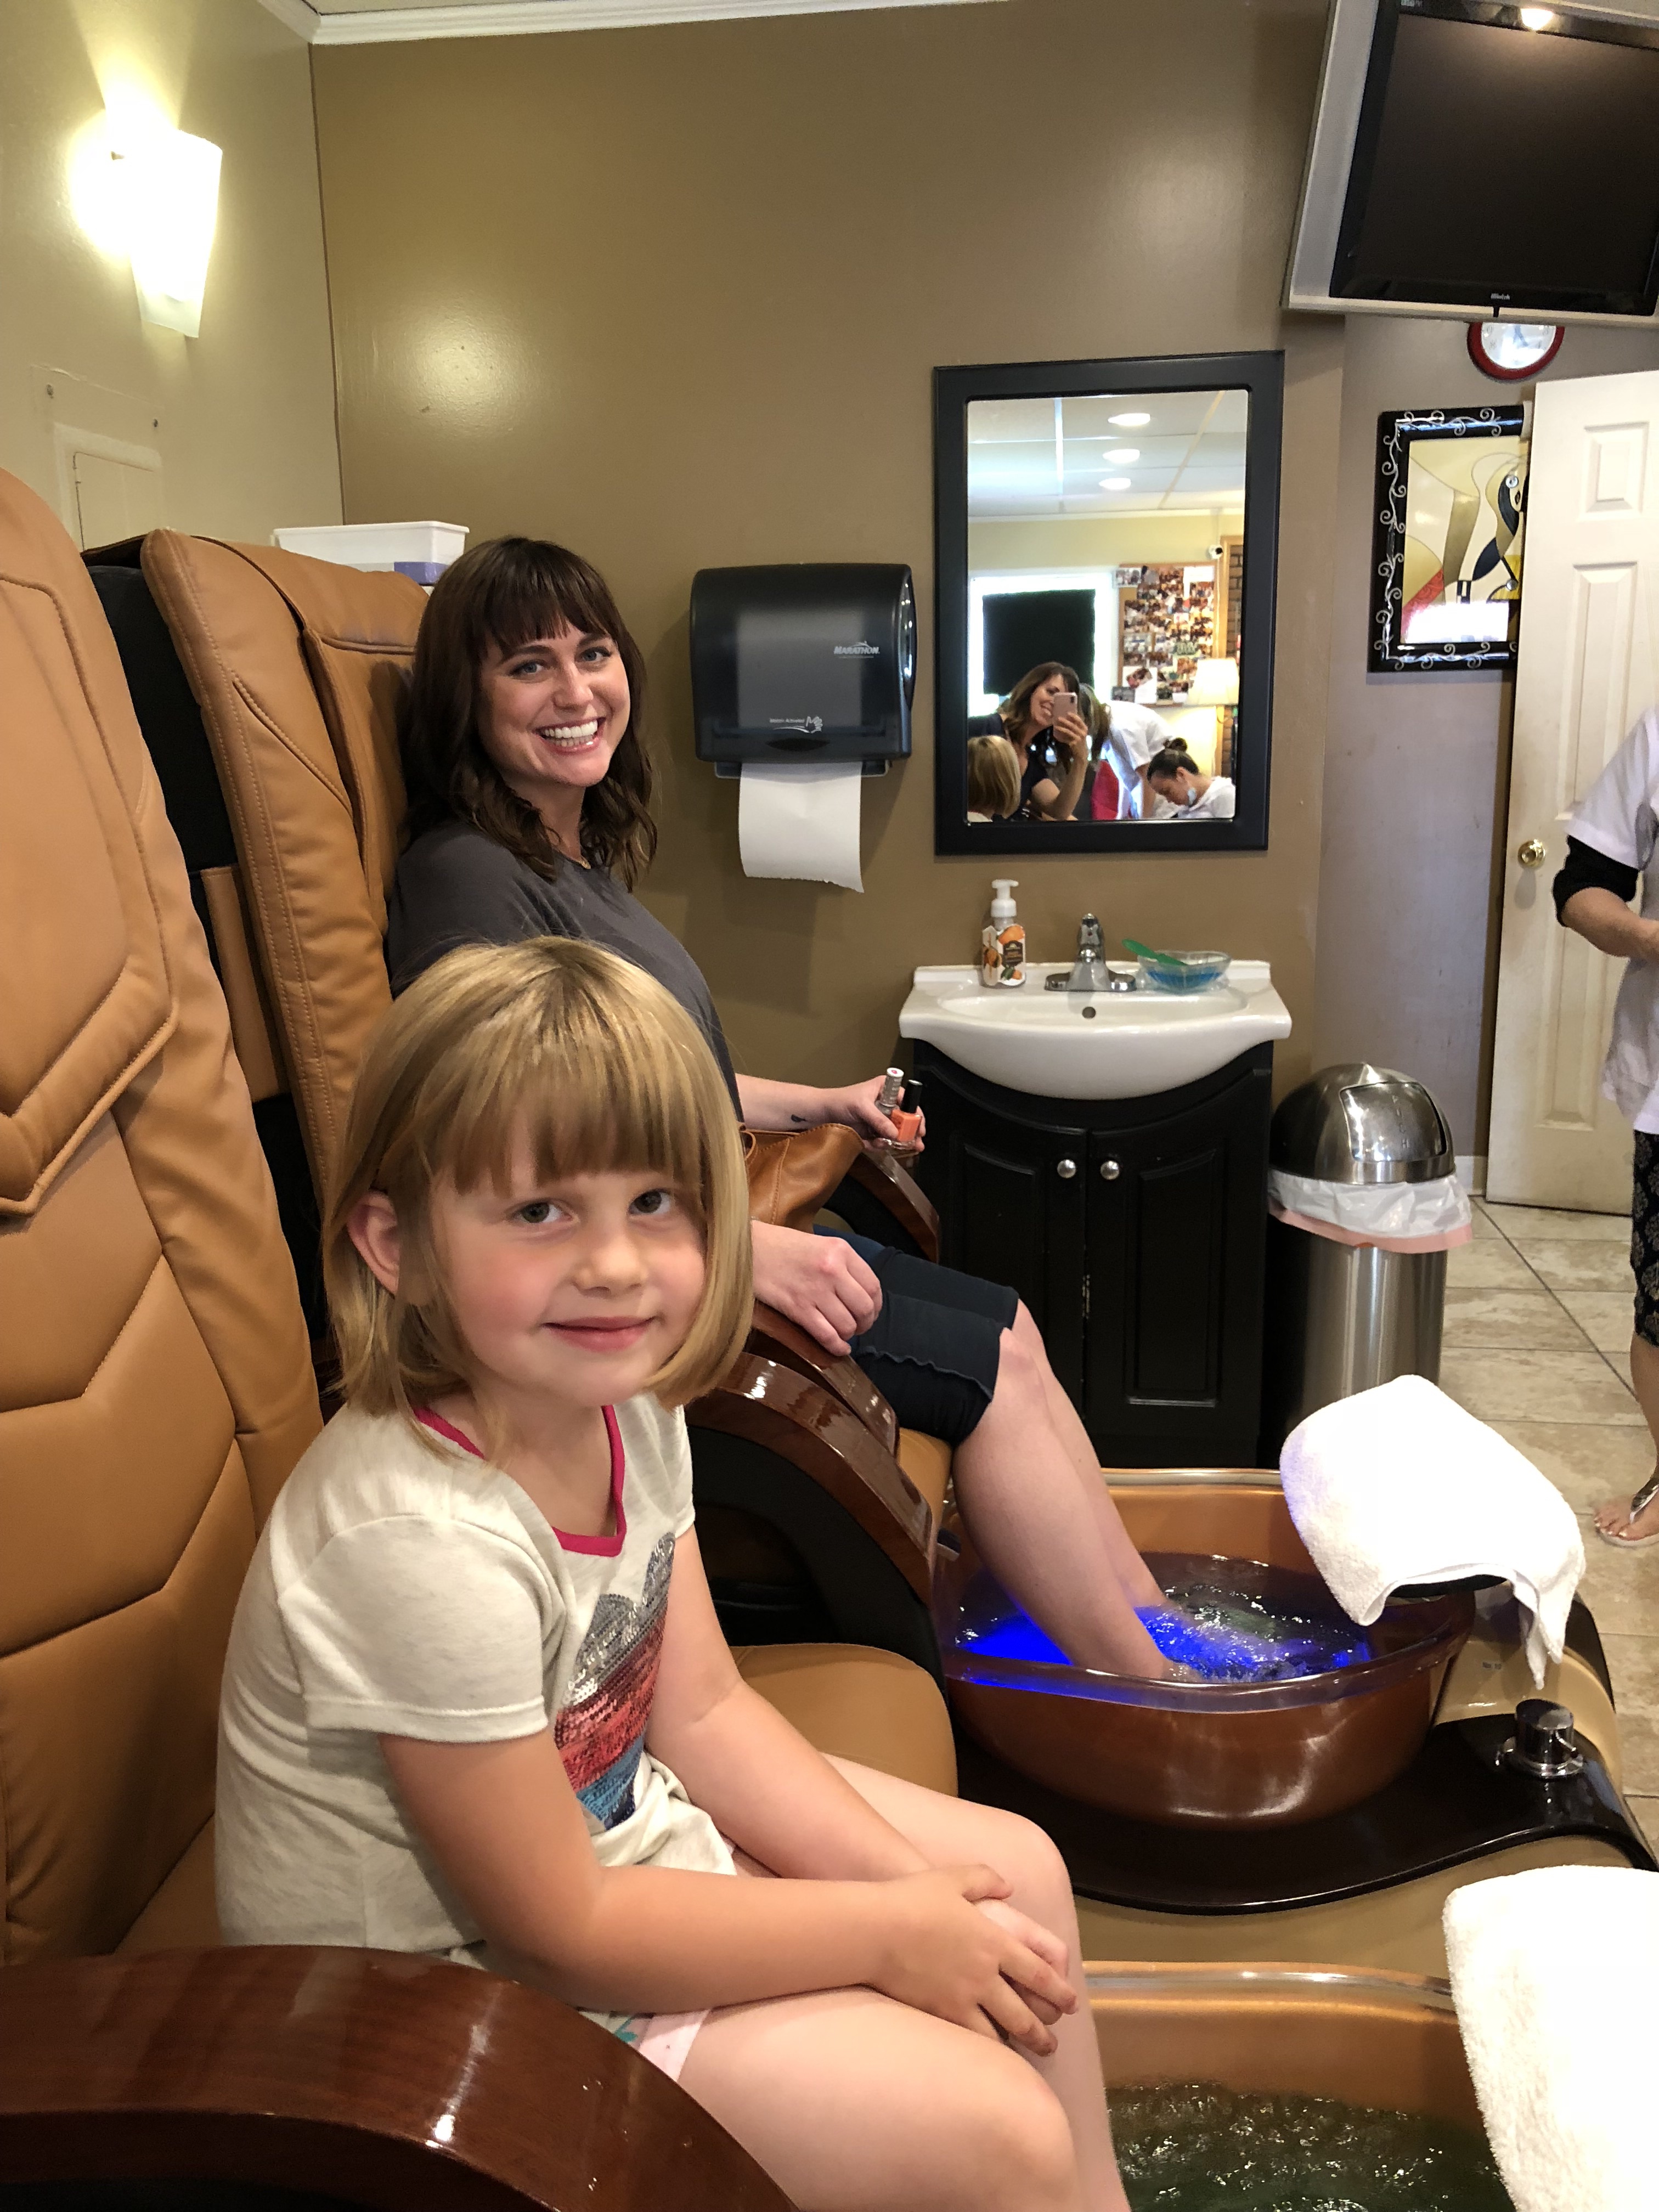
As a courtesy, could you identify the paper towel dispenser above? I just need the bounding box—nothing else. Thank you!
[691,563,916,777]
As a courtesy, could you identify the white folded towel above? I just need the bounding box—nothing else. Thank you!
[1444,1865,1659,2212]
[1280,1374,1583,1685]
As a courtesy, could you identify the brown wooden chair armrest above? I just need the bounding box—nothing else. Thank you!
[844,1150,940,1262]
[689,1355,934,1603]
[0,1947,791,2211]
[747,1301,899,1454]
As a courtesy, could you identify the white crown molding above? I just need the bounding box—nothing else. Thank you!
[253,0,324,37]
[257,0,996,44]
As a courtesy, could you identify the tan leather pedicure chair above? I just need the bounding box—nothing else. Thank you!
[0,467,952,2201]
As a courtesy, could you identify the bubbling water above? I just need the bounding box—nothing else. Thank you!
[958,1560,1373,1683]
[1111,2084,1514,2210]
[1136,1573,1373,1683]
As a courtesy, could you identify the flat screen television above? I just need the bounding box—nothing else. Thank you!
[1286,0,1659,324]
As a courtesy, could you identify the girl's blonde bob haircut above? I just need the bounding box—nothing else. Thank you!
[324,936,753,1428]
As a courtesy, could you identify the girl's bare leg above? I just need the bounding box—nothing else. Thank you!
[951,1318,1166,1673]
[678,1984,1084,2212]
[678,1762,1128,2212]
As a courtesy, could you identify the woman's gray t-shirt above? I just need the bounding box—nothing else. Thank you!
[386,820,740,1110]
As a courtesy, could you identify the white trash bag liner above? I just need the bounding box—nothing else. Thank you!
[1268,1169,1472,1252]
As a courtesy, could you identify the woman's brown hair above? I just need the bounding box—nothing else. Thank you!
[402,537,658,887]
[998,661,1082,742]
[324,936,752,1438]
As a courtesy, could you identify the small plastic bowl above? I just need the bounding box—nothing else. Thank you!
[1136,950,1232,994]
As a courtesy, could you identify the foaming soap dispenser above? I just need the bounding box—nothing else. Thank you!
[980,879,1026,988]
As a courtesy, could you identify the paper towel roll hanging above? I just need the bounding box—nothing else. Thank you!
[691,564,915,774]
[691,563,915,890]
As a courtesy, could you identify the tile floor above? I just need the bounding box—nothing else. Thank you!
[1444,1197,1658,1845]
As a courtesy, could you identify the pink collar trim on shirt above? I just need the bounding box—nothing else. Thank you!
[413,1403,628,1556]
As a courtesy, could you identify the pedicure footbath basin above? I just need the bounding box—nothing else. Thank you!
[1090,1965,1510,2208]
[935,1492,1474,1830]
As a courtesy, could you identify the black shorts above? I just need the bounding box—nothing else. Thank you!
[1633,1133,1659,1347]
[822,1231,1018,1446]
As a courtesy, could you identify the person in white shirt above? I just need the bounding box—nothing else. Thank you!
[1094,701,1179,820]
[1146,746,1237,822]
[1555,706,1659,1548]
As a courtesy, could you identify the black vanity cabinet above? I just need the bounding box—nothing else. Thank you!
[911,1041,1273,1466]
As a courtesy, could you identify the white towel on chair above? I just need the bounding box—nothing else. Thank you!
[1280,1374,1583,1684]
[1444,1865,1659,2212]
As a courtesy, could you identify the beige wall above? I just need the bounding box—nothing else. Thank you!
[969,514,1246,571]
[1,0,340,546]
[1313,313,1659,1159]
[313,0,1342,1096]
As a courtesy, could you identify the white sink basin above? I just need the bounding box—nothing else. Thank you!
[899,962,1291,1100]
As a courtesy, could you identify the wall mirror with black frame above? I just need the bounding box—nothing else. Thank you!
[933,352,1282,855]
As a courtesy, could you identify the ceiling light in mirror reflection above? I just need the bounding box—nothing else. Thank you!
[967,390,1248,520]
[1109,412,1150,427]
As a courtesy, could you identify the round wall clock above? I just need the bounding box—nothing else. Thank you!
[1467,321,1565,381]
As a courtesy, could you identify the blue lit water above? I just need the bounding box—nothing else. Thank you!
[959,1563,1373,1683]
[1113,2085,1514,2209]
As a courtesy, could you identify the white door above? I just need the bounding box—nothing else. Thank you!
[1487,371,1659,1211]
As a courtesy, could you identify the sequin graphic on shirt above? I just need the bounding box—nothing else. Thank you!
[554,1533,674,1829]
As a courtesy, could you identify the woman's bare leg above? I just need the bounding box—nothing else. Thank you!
[1594,1332,1659,1541]
[951,1321,1169,1674]
[676,1762,1128,2212]
[1011,1302,1167,1610]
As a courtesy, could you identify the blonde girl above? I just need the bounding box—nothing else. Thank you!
[215,937,1130,2212]
[967,732,1022,821]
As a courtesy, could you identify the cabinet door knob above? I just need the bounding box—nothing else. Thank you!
[1517,837,1547,869]
[1099,1158,1121,1181]
[1056,1157,1077,1180]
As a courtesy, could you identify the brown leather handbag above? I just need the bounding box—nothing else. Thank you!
[743,1124,866,1233]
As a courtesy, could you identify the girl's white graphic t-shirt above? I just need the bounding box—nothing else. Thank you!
[216,1394,731,2034]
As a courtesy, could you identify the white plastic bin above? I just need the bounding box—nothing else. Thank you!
[270,521,467,584]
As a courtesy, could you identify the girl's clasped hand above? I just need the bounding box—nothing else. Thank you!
[215,935,1131,2212]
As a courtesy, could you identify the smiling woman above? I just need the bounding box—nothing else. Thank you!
[402,536,659,887]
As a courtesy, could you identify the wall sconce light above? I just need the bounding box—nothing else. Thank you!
[72,103,222,338]
[120,127,222,338]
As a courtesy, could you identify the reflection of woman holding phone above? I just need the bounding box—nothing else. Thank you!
[997,663,1089,821]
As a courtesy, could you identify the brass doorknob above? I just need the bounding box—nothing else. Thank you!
[1517,838,1547,870]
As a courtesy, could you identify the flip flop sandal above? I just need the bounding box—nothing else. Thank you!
[1597,1469,1659,1549]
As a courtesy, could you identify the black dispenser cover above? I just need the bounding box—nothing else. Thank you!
[691,563,915,772]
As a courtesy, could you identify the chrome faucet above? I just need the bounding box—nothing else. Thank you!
[1067,913,1107,994]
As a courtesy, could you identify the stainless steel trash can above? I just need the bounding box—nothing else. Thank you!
[1262,1064,1455,1452]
